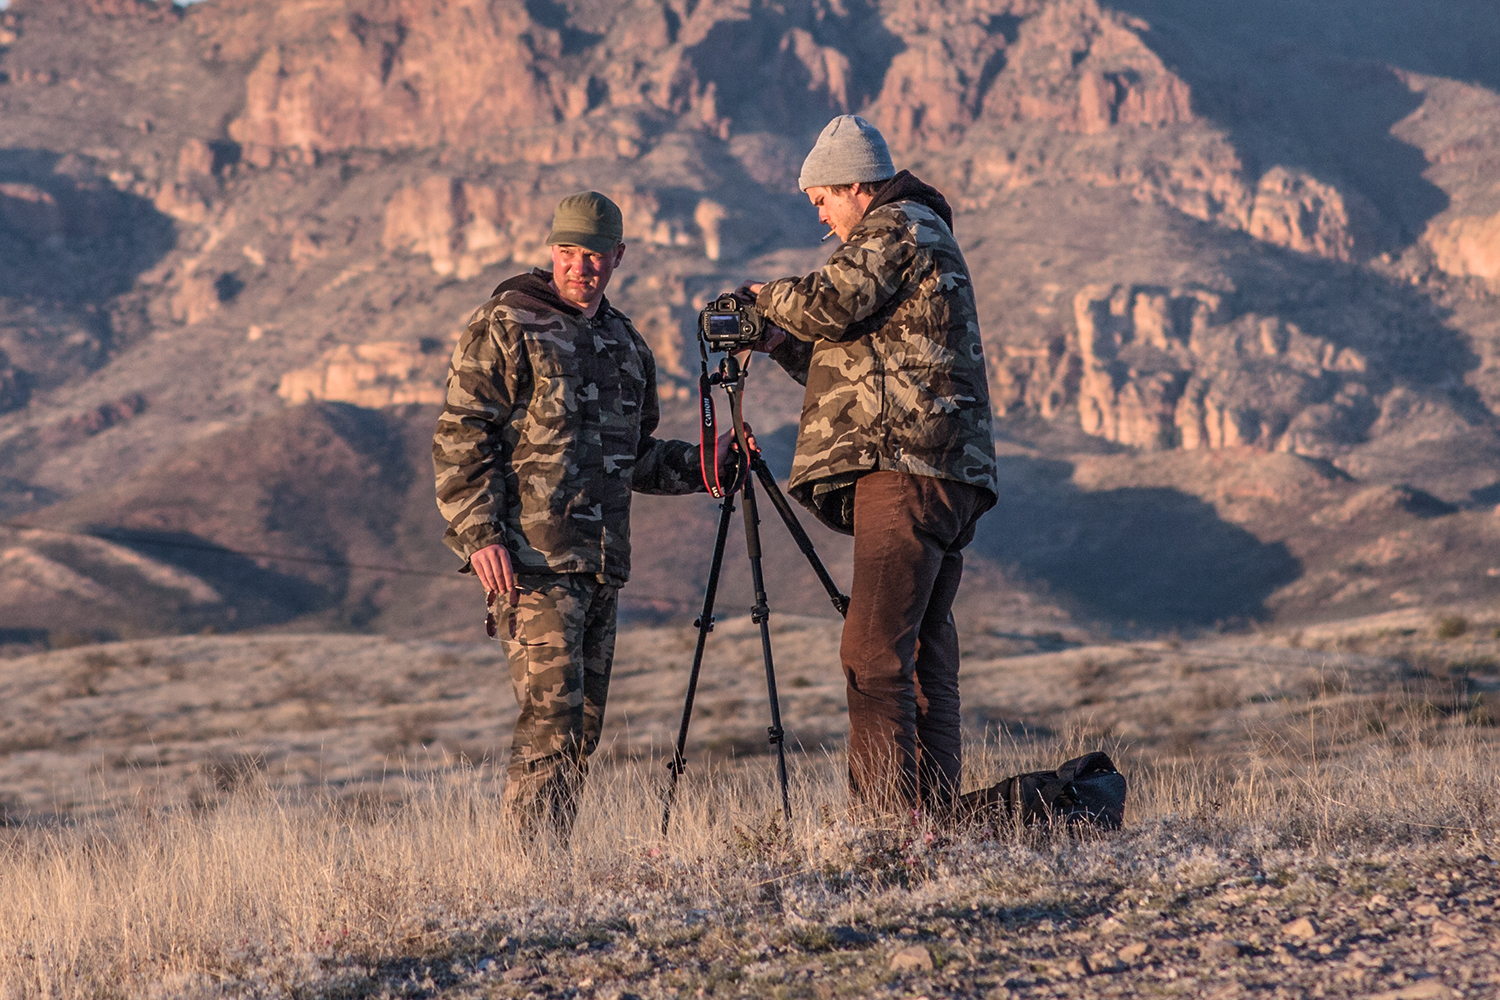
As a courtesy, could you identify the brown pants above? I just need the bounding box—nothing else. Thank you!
[841,471,985,816]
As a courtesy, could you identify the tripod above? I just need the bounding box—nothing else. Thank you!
[660,351,849,835]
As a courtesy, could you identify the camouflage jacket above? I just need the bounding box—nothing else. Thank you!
[434,269,703,584]
[755,171,997,533]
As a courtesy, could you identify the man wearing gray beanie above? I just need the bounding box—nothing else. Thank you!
[747,115,997,820]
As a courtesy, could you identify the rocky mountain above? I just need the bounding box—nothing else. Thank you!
[0,0,1498,646]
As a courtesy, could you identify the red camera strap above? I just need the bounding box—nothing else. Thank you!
[699,373,726,498]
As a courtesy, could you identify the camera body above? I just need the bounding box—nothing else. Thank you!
[698,293,762,350]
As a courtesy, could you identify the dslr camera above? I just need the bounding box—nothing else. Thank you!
[698,293,762,350]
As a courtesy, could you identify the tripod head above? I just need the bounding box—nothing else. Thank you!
[706,348,748,391]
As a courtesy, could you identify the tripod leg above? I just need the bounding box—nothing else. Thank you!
[750,456,850,618]
[741,473,792,823]
[660,491,737,835]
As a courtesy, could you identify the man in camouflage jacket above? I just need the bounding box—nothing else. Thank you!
[434,191,724,838]
[751,116,997,817]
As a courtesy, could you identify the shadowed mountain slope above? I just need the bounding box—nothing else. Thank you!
[0,0,1497,644]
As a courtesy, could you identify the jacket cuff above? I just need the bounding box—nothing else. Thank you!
[445,522,505,571]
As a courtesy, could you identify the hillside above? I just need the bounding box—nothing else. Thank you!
[0,0,1499,644]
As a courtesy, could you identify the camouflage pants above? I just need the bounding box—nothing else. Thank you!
[495,573,618,838]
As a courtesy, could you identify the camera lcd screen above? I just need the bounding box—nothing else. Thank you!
[706,314,742,342]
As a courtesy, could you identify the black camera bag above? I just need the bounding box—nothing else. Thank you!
[958,751,1126,830]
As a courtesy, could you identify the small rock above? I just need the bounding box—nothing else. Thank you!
[1117,941,1150,963]
[1202,938,1239,961]
[1086,949,1116,971]
[1064,958,1086,976]
[1429,921,1462,949]
[1366,894,1389,911]
[830,925,874,946]
[1412,901,1441,917]
[889,944,934,972]
[1281,917,1316,941]
[1367,982,1459,1000]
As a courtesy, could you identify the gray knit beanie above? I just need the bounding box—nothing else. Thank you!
[798,115,896,191]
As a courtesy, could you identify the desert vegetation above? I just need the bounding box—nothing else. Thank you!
[2,615,1498,999]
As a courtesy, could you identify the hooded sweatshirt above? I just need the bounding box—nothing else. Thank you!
[434,269,703,583]
[755,171,998,533]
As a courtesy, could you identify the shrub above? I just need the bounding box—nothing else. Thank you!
[1436,615,1469,639]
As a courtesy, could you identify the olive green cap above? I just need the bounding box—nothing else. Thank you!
[546,191,624,254]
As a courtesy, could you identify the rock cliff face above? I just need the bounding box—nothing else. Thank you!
[993,259,1478,463]
[1401,76,1500,293]
[278,342,447,409]
[1061,283,1376,455]
[381,177,524,281]
[217,0,868,160]
[974,1,1192,136]
[1428,212,1500,291]
[208,0,1379,270]
[227,0,560,160]
[0,0,1498,640]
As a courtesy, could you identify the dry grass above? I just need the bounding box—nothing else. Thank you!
[2,715,1497,1000]
[4,612,1500,997]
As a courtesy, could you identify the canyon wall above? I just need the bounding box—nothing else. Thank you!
[1,0,1498,636]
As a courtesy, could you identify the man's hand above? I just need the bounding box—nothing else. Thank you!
[737,421,760,458]
[737,282,786,353]
[717,422,759,485]
[752,325,789,353]
[470,543,517,604]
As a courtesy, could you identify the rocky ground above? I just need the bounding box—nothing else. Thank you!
[344,840,1500,1000]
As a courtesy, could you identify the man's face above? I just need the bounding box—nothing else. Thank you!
[549,242,625,313]
[805,185,870,243]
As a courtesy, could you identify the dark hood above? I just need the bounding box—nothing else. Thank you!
[491,268,611,317]
[863,170,955,234]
